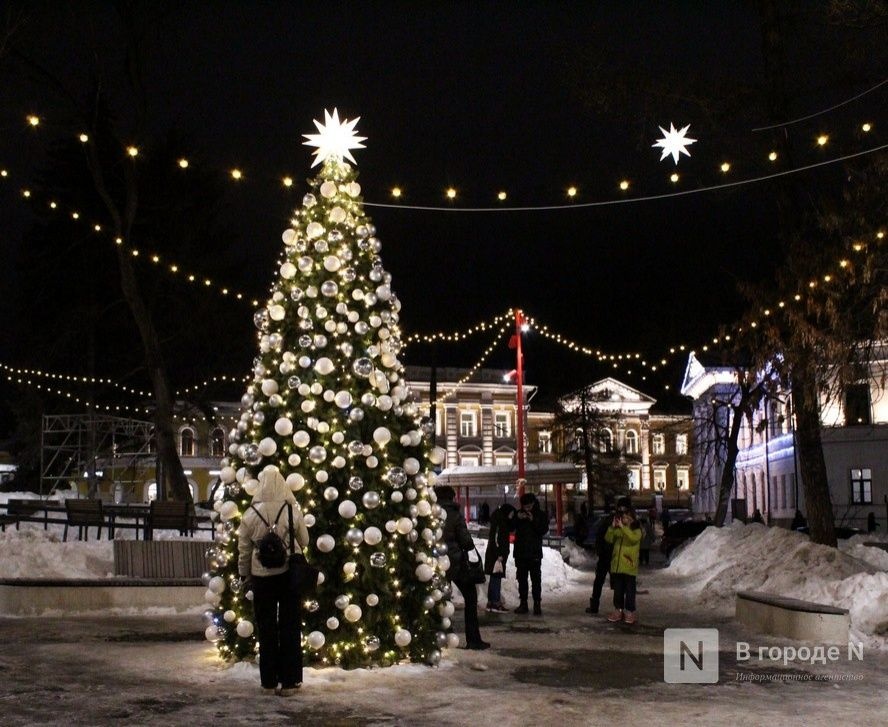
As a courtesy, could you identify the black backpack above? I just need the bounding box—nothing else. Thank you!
[252,503,290,568]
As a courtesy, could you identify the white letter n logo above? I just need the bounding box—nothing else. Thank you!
[664,629,719,683]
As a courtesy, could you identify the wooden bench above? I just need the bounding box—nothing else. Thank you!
[64,499,104,541]
[3,499,67,530]
[736,590,850,643]
[113,540,209,578]
[145,500,192,540]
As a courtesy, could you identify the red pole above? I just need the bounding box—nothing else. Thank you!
[555,483,564,536]
[514,309,526,499]
[464,486,471,523]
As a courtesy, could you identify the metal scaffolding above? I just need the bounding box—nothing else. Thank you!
[40,413,155,499]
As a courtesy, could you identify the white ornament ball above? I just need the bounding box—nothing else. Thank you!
[366,593,379,607]
[416,500,432,517]
[323,486,339,501]
[298,355,312,368]
[292,430,310,447]
[219,501,239,521]
[372,427,391,445]
[319,181,337,198]
[385,520,397,533]
[282,228,297,245]
[365,456,379,468]
[223,609,236,623]
[243,479,260,496]
[338,500,357,519]
[286,473,305,491]
[316,534,335,552]
[326,617,339,630]
[396,517,413,535]
[268,304,286,321]
[415,563,434,582]
[314,357,335,375]
[446,633,460,649]
[204,590,221,606]
[404,458,420,475]
[307,631,326,649]
[344,604,362,623]
[208,576,226,594]
[220,466,236,483]
[258,437,277,456]
[323,255,342,272]
[332,456,346,469]
[394,629,412,647]
[363,526,382,545]
[204,625,221,642]
[280,262,297,280]
[236,620,254,638]
[376,395,393,411]
[306,221,324,238]
[329,206,346,223]
[316,470,329,483]
[334,391,352,408]
[261,379,279,396]
[429,446,446,465]
[274,418,293,436]
[300,400,315,413]
[390,491,404,503]
[303,514,316,527]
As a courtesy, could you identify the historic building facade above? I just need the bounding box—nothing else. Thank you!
[681,347,888,530]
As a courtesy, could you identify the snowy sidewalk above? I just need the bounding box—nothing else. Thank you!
[1,563,886,727]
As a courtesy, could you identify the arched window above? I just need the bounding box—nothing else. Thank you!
[652,433,665,455]
[211,428,226,457]
[180,427,195,457]
[599,429,613,453]
[625,430,638,454]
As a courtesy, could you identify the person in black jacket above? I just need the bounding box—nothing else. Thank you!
[484,503,515,612]
[513,492,549,615]
[435,485,489,650]
[587,496,631,615]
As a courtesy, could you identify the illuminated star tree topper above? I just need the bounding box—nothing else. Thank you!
[652,123,697,165]
[302,108,367,167]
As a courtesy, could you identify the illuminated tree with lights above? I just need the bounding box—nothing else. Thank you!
[203,110,457,668]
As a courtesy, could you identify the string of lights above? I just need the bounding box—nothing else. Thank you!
[3,372,151,415]
[14,111,879,210]
[431,323,512,406]
[0,362,152,398]
[403,309,514,344]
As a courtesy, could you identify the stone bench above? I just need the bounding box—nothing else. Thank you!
[0,577,204,615]
[736,590,850,643]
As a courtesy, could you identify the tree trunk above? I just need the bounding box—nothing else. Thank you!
[580,389,595,511]
[792,357,836,546]
[714,405,744,527]
[114,245,191,503]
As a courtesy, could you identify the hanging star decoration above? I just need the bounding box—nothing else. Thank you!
[652,123,697,164]
[303,108,367,167]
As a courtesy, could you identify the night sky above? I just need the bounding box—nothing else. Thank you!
[1,1,884,421]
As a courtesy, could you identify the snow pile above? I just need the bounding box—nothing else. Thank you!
[841,532,888,572]
[667,521,888,648]
[0,529,113,579]
[559,539,595,570]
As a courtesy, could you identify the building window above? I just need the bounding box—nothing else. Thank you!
[538,431,552,454]
[628,468,640,491]
[147,481,195,502]
[459,453,480,467]
[675,434,688,455]
[676,467,689,491]
[460,411,477,438]
[845,384,871,425]
[494,411,510,438]
[625,430,638,454]
[652,433,665,455]
[599,428,613,453]
[211,428,226,457]
[180,427,195,457]
[850,468,872,504]
[495,454,514,466]
[653,468,667,491]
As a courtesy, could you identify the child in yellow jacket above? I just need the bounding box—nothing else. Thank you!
[604,506,642,624]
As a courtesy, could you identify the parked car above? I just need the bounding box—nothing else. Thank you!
[660,520,711,558]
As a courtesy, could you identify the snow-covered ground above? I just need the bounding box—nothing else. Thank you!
[2,496,887,725]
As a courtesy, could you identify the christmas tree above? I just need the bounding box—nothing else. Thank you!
[203,109,457,668]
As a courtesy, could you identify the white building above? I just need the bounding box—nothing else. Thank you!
[680,346,888,530]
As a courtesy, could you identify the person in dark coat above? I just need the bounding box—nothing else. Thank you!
[868,512,879,533]
[435,485,489,650]
[513,492,549,615]
[484,503,515,612]
[478,501,491,525]
[791,509,807,531]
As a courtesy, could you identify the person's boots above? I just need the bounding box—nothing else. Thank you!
[533,601,542,616]
[514,601,529,614]
[585,598,598,614]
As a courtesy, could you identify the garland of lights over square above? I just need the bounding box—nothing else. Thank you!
[203,109,456,668]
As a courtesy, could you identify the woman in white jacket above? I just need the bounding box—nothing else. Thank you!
[238,466,309,696]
